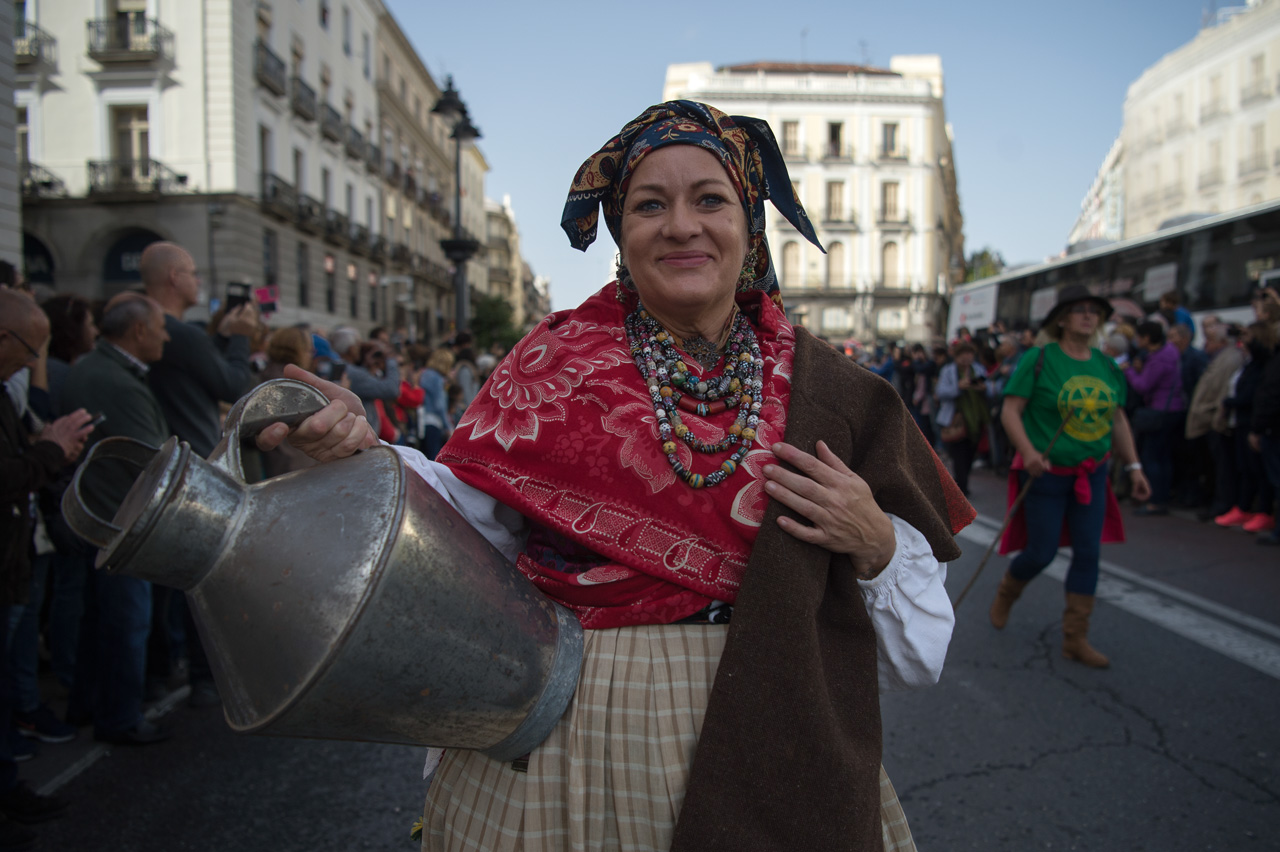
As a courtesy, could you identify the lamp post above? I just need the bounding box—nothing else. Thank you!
[432,75,482,334]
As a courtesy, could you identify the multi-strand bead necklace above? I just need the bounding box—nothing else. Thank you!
[624,305,765,489]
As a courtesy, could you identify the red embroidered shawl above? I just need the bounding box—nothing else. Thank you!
[438,285,794,628]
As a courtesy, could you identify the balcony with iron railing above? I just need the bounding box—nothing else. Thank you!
[344,124,364,160]
[369,235,388,262]
[390,242,412,267]
[349,223,371,255]
[320,104,343,142]
[1199,99,1228,124]
[384,158,402,187]
[877,147,909,163]
[254,39,287,97]
[1198,167,1223,191]
[822,143,854,162]
[822,212,858,231]
[1242,78,1272,107]
[21,162,66,198]
[86,16,172,63]
[1239,152,1268,179]
[782,144,807,164]
[412,254,450,286]
[14,20,54,66]
[365,142,381,174]
[260,173,297,220]
[296,194,324,234]
[323,210,349,245]
[871,280,913,300]
[426,192,450,227]
[876,208,911,228]
[87,159,186,198]
[404,171,418,198]
[290,77,317,122]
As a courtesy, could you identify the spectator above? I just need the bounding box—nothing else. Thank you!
[1151,290,1195,337]
[1102,332,1131,368]
[1168,323,1210,508]
[1186,324,1244,522]
[0,290,88,842]
[1248,315,1280,543]
[935,341,990,496]
[141,241,255,710]
[1169,323,1208,399]
[1222,322,1275,533]
[1125,321,1187,515]
[418,349,454,460]
[60,294,172,746]
[330,327,400,436]
[450,332,480,417]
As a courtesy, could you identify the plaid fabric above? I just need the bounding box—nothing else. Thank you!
[421,624,916,852]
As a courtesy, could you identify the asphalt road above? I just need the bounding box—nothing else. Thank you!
[19,465,1280,851]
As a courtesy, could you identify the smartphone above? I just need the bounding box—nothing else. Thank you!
[90,412,107,427]
[225,281,252,311]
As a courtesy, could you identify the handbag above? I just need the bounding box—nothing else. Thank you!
[940,411,968,443]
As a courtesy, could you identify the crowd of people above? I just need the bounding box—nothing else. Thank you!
[863,285,1280,546]
[0,244,503,850]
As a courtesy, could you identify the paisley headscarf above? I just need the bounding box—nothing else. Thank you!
[561,100,824,302]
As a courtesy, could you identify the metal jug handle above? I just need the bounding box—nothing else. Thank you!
[62,437,164,548]
[207,378,331,482]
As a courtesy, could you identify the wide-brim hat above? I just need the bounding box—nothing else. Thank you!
[1040,283,1114,330]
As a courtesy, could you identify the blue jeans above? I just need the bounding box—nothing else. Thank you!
[1009,462,1110,596]
[1139,413,1182,506]
[69,572,152,735]
[7,553,50,714]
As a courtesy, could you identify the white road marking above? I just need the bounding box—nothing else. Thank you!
[956,518,1280,681]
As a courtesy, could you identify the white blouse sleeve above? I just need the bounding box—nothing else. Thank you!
[859,513,955,693]
[387,444,528,561]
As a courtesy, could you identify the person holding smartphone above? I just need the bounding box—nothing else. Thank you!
[935,341,991,496]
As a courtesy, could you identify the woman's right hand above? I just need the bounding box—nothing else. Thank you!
[255,364,379,462]
[1023,450,1051,478]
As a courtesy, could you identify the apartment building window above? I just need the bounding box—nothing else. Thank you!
[293,148,305,193]
[342,7,351,56]
[827,241,845,288]
[369,273,378,321]
[362,33,370,79]
[345,182,354,220]
[16,107,28,164]
[319,0,330,30]
[112,0,147,42]
[297,242,310,307]
[881,181,899,219]
[325,254,336,313]
[882,123,899,156]
[259,124,272,176]
[366,197,373,228]
[825,181,843,221]
[112,105,149,164]
[827,122,843,158]
[321,167,331,209]
[782,241,800,287]
[782,121,799,156]
[263,229,278,288]
[347,262,358,318]
[882,242,899,287]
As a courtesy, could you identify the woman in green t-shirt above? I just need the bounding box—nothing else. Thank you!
[989,285,1150,668]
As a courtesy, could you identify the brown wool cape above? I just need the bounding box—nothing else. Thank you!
[670,328,970,852]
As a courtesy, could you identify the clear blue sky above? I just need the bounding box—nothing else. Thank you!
[384,0,1211,312]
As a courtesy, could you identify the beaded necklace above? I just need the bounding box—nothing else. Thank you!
[624,304,765,489]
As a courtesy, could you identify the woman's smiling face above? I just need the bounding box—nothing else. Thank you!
[619,145,748,331]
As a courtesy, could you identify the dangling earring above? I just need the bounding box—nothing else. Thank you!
[615,253,635,299]
[737,246,760,290]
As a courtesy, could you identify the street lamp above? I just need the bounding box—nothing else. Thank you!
[432,75,482,334]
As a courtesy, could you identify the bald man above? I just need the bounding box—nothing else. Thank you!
[0,289,91,832]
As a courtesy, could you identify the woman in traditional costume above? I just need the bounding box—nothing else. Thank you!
[991,284,1151,668]
[260,101,973,851]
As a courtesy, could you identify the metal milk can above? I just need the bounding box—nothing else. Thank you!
[62,378,583,762]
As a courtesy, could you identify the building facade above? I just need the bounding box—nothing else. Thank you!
[664,58,964,344]
[1122,0,1280,239]
[1067,137,1125,248]
[17,0,389,331]
[485,194,523,330]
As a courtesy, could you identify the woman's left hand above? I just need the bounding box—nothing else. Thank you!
[762,441,897,580]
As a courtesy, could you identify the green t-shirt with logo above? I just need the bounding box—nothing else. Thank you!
[1002,343,1127,467]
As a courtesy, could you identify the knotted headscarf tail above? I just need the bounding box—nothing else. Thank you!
[561,100,825,302]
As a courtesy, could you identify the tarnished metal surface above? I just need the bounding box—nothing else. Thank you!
[62,379,583,760]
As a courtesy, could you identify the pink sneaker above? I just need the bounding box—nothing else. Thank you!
[1243,513,1275,533]
[1215,507,1250,527]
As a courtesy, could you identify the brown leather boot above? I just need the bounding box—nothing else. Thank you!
[988,573,1029,629]
[1062,593,1110,668]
